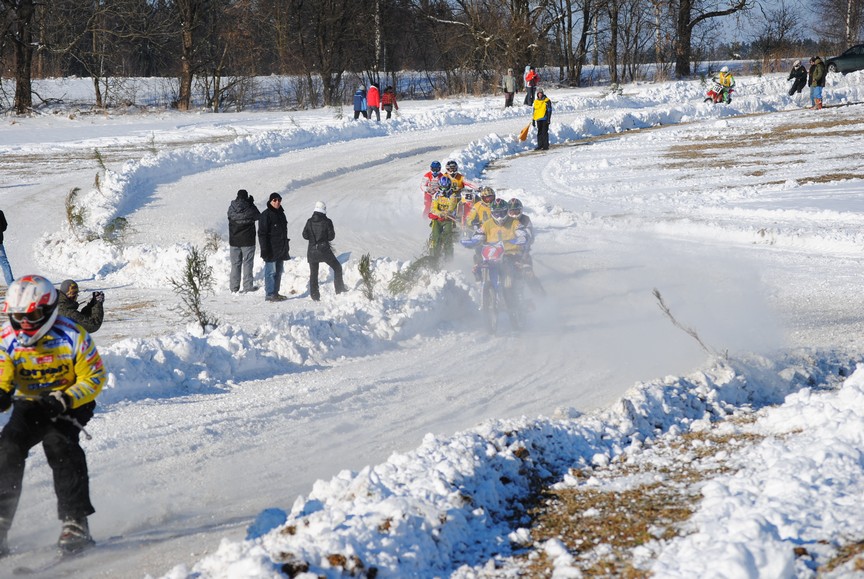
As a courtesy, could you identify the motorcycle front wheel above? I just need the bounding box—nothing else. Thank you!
[482,281,498,334]
[704,97,714,104]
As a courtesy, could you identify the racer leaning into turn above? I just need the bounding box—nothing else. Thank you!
[444,161,477,225]
[715,66,735,104]
[428,175,461,259]
[421,161,444,217]
[0,275,106,557]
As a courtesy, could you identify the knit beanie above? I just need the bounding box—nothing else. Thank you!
[59,279,78,295]
[237,189,249,200]
[314,201,327,214]
[269,192,282,203]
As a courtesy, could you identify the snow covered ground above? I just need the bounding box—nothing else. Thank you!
[1,70,864,577]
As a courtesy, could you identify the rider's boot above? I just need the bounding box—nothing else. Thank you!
[58,517,94,553]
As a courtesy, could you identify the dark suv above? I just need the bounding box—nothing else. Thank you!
[826,44,864,74]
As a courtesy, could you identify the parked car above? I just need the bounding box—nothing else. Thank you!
[826,44,864,74]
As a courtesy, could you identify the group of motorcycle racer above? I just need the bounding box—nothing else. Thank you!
[422,160,543,294]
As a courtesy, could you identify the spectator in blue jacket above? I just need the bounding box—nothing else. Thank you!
[353,87,367,120]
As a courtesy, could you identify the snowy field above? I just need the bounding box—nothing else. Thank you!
[1,70,864,577]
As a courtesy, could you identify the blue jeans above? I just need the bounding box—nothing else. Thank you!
[810,86,823,106]
[0,245,13,285]
[263,260,284,297]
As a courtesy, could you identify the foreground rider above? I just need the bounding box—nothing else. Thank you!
[421,161,444,217]
[464,199,528,258]
[0,275,106,556]
[428,175,459,259]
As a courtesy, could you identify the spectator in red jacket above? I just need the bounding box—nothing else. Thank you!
[524,66,539,105]
[367,82,381,122]
[382,85,399,119]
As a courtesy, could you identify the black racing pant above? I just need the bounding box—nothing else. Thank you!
[0,400,96,527]
[309,252,345,300]
[536,119,550,150]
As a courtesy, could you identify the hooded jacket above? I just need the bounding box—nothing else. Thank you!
[227,197,260,247]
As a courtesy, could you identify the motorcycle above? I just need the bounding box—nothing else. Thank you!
[460,240,526,333]
[705,81,733,104]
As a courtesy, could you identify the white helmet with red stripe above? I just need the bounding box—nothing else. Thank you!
[3,275,59,346]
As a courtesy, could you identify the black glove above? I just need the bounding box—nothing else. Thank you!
[0,390,12,412]
[91,291,105,303]
[532,120,536,127]
[40,391,69,419]
[261,253,272,262]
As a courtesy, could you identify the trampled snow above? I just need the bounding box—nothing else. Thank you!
[1,69,864,578]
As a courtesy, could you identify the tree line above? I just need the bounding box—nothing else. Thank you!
[1,0,861,115]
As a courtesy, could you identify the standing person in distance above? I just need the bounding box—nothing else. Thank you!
[532,89,552,151]
[808,56,826,109]
[352,87,367,120]
[302,201,346,301]
[367,82,381,122]
[0,275,106,556]
[382,85,399,119]
[258,193,290,302]
[227,189,260,293]
[787,60,807,96]
[523,66,539,105]
[57,279,104,334]
[0,210,14,287]
[501,68,516,108]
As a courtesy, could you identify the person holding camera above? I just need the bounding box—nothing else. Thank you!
[57,280,104,334]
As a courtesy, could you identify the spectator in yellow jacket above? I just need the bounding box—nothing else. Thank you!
[532,89,552,151]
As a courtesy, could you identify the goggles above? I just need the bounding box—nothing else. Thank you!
[11,310,45,324]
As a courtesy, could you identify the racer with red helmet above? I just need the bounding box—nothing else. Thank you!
[421,161,443,217]
[0,275,106,557]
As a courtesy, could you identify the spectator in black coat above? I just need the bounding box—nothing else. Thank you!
[302,201,345,301]
[258,193,290,302]
[57,279,104,333]
[787,60,807,96]
[227,189,260,293]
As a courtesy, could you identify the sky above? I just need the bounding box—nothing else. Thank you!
[1,69,864,578]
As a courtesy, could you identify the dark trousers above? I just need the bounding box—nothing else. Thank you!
[536,119,550,150]
[504,92,514,107]
[368,106,380,121]
[789,79,806,95]
[309,252,345,300]
[383,104,393,119]
[0,401,96,526]
[353,110,368,120]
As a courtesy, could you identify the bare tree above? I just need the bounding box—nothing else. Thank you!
[674,0,748,76]
[815,0,863,47]
[1,0,36,113]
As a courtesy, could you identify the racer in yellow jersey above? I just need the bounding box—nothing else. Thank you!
[0,275,106,556]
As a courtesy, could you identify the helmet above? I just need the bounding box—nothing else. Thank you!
[3,275,59,346]
[446,161,458,174]
[430,161,441,173]
[480,187,496,204]
[720,66,729,73]
[437,175,453,196]
[490,199,509,223]
[508,198,523,217]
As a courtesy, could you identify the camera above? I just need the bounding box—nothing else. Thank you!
[91,291,105,303]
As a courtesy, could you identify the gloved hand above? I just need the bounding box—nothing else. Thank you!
[261,253,272,262]
[0,390,12,412]
[40,391,69,419]
[91,291,105,303]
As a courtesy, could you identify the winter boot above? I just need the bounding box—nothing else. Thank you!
[58,517,94,553]
[815,98,823,110]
